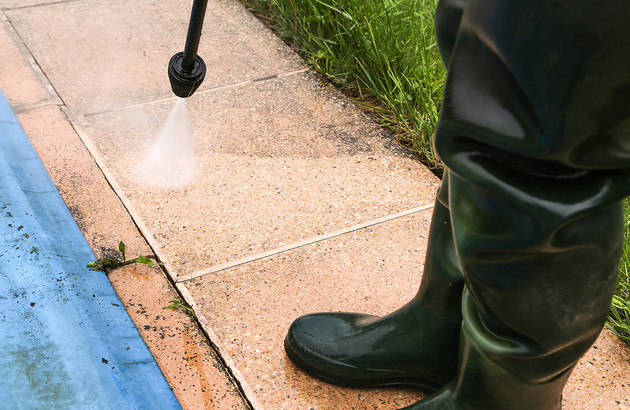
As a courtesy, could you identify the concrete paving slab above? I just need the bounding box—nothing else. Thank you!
[180,203,630,409]
[0,15,57,112]
[4,0,305,116]
[564,330,630,409]
[181,211,433,409]
[15,104,149,257]
[108,264,249,409]
[71,71,440,280]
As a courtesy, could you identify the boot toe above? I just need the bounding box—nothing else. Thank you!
[284,312,446,390]
[285,312,376,376]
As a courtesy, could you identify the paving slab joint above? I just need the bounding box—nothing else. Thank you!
[1,0,81,11]
[81,68,311,118]
[1,10,64,108]
[176,203,436,283]
[177,283,263,409]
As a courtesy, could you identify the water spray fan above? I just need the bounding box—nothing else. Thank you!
[168,0,208,98]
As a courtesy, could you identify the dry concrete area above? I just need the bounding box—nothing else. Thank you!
[1,0,629,408]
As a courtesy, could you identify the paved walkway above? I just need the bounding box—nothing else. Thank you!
[1,0,628,408]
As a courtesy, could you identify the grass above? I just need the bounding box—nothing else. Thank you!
[242,0,630,345]
[607,199,630,344]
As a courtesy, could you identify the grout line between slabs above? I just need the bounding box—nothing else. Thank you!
[81,68,310,118]
[177,203,435,283]
[2,11,64,107]
[177,283,265,410]
[2,0,81,11]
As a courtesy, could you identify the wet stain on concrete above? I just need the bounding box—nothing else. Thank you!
[182,327,216,408]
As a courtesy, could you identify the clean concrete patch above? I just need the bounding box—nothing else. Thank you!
[72,71,440,280]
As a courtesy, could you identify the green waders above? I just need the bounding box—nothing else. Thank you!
[286,1,630,408]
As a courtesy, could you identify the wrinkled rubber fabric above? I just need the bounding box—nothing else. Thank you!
[413,0,630,408]
[434,0,467,67]
[284,193,465,390]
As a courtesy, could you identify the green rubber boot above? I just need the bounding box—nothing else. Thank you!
[402,333,572,410]
[284,180,465,391]
[400,290,583,410]
[399,158,627,409]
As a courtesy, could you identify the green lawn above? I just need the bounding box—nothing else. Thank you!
[244,0,630,344]
[608,199,630,344]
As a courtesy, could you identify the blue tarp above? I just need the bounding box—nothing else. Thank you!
[0,91,180,409]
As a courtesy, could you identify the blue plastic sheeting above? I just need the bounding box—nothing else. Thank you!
[0,92,181,409]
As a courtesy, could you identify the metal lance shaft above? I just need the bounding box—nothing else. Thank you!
[182,0,208,71]
[168,0,208,98]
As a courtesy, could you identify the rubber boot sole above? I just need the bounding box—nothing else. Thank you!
[284,336,443,392]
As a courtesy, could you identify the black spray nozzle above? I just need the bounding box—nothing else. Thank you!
[168,52,206,98]
[168,0,208,98]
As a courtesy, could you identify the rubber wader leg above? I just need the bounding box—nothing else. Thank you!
[407,174,625,409]
[434,0,467,67]
[406,0,630,408]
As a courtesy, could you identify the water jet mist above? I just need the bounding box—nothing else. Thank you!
[137,99,197,188]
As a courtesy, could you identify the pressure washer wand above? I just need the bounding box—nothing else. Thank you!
[168,0,208,98]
